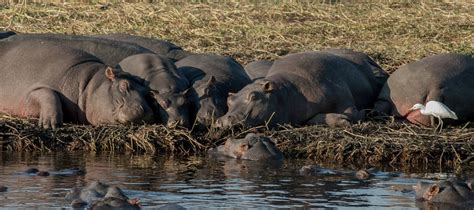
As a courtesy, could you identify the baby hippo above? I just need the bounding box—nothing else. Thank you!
[414,180,474,207]
[211,133,284,161]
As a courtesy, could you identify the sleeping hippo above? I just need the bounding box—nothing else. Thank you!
[93,33,191,62]
[215,49,388,128]
[1,33,154,66]
[66,181,139,209]
[244,60,273,81]
[118,53,192,127]
[0,41,154,128]
[374,53,474,126]
[414,180,474,208]
[209,133,284,161]
[0,31,15,39]
[175,54,252,128]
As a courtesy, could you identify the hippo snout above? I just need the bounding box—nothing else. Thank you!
[166,117,190,128]
[117,105,154,124]
[214,115,236,128]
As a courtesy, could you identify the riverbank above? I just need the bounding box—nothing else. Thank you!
[1,114,472,170]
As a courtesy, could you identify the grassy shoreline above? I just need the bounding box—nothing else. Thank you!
[0,2,473,169]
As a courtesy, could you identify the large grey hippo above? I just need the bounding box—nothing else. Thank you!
[93,33,191,62]
[374,53,474,126]
[209,133,284,161]
[0,31,15,39]
[0,41,154,128]
[175,54,252,128]
[118,53,192,127]
[215,49,388,128]
[244,60,273,81]
[1,33,153,66]
[414,180,474,208]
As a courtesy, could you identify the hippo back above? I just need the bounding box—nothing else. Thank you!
[1,33,153,66]
[176,54,251,93]
[382,53,474,120]
[93,33,191,61]
[267,51,380,109]
[244,60,273,81]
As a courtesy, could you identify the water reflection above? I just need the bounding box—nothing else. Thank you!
[0,152,467,208]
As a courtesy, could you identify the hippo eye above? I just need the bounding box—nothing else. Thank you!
[119,81,130,93]
[247,92,257,101]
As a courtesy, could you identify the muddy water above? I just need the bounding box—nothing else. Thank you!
[0,152,469,209]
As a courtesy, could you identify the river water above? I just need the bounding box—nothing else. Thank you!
[0,152,470,209]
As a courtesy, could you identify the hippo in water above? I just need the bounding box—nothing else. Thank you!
[93,33,191,62]
[0,31,15,39]
[215,49,388,128]
[414,180,474,208]
[1,33,154,66]
[176,54,252,128]
[244,60,273,81]
[374,53,474,126]
[0,41,154,128]
[118,53,192,127]
[209,133,284,161]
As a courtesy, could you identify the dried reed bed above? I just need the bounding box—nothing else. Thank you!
[0,2,473,168]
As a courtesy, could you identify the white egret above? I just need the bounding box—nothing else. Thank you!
[409,100,458,131]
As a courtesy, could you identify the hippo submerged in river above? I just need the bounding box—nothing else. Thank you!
[374,53,474,126]
[215,49,388,128]
[414,180,474,208]
[176,54,252,128]
[118,53,192,127]
[209,133,284,161]
[0,41,154,128]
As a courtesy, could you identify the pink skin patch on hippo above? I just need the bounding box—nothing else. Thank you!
[398,103,431,126]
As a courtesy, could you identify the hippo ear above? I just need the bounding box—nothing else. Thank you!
[228,92,235,97]
[240,143,249,152]
[155,94,171,109]
[423,184,440,201]
[207,76,217,86]
[105,66,118,81]
[263,81,274,92]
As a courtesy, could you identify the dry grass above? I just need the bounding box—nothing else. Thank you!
[0,1,473,169]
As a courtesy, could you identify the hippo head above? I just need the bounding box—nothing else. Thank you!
[414,180,474,204]
[151,89,194,128]
[194,76,229,128]
[88,67,154,125]
[216,133,284,161]
[215,79,280,128]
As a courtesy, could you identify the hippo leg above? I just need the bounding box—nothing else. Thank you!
[307,113,351,127]
[307,106,363,127]
[26,88,63,129]
[373,100,392,116]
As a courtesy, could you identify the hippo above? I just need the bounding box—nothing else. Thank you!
[1,33,154,66]
[118,53,192,127]
[175,54,252,128]
[374,53,474,126]
[244,60,273,81]
[0,41,154,128]
[66,181,139,209]
[215,49,388,128]
[209,133,284,161]
[414,180,474,208]
[93,33,191,62]
[0,31,15,39]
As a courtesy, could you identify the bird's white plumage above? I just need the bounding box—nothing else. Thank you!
[409,101,458,120]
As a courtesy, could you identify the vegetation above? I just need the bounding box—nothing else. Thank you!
[0,1,473,170]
